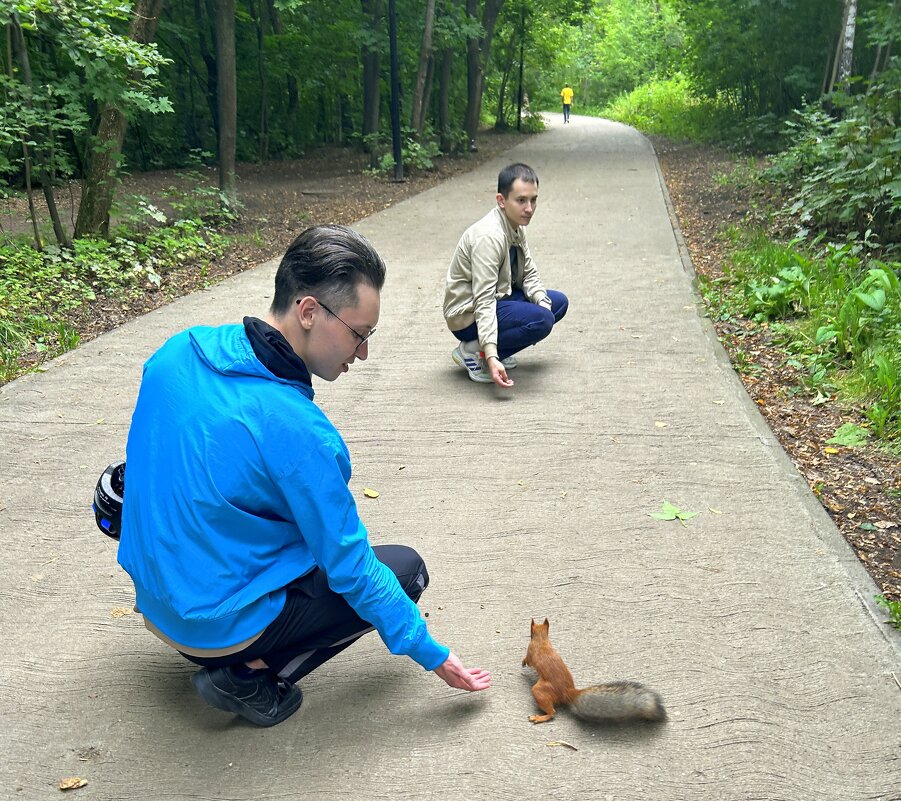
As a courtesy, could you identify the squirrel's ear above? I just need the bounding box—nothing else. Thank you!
[543,617,549,628]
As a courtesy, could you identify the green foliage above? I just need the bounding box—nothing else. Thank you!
[0,216,227,383]
[529,0,686,111]
[600,74,740,141]
[875,595,901,630]
[519,110,546,134]
[672,0,844,116]
[701,231,901,441]
[826,422,871,447]
[0,1,171,180]
[365,132,442,175]
[765,62,901,254]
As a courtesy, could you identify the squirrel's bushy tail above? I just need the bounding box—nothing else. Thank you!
[572,681,666,723]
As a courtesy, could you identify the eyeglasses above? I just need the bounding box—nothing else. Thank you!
[316,299,376,346]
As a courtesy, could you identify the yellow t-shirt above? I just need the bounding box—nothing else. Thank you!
[561,87,574,105]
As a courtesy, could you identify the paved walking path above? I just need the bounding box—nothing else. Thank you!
[2,114,899,801]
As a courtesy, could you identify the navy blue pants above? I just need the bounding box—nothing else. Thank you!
[180,544,430,684]
[451,288,569,361]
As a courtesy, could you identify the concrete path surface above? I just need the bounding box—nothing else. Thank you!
[2,114,899,801]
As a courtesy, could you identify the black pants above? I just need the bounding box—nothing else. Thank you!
[181,545,430,684]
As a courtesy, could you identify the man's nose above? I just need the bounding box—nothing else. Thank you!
[355,339,369,360]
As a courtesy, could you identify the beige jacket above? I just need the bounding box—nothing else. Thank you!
[443,205,548,360]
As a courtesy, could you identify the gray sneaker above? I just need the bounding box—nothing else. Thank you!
[451,344,493,383]
[191,666,303,727]
[501,354,518,369]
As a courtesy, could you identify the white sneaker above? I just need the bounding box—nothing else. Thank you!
[501,355,518,369]
[452,344,493,383]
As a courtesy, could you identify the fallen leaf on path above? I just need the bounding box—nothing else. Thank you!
[58,777,88,791]
[111,607,132,618]
[708,507,723,514]
[649,501,699,527]
[654,421,668,428]
[362,487,380,498]
[824,447,839,455]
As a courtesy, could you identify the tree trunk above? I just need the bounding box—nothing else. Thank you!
[410,0,436,135]
[4,24,41,248]
[250,0,269,160]
[387,0,403,181]
[216,0,237,204]
[438,47,453,153]
[361,0,383,159]
[267,0,299,133]
[836,0,858,90]
[74,0,166,239]
[420,55,435,132]
[10,12,68,247]
[464,0,505,149]
[196,0,220,139]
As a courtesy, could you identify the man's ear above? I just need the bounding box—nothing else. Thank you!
[294,295,318,331]
[495,191,506,208]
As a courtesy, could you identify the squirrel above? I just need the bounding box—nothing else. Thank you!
[521,618,666,724]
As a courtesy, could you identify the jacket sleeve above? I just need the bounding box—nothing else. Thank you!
[469,233,506,360]
[519,236,547,303]
[277,442,449,671]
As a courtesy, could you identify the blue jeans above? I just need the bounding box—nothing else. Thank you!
[451,289,569,360]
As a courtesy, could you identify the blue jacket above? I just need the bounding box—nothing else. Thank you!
[118,323,449,670]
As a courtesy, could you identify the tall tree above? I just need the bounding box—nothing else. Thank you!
[216,0,237,203]
[75,0,167,238]
[361,0,383,157]
[410,0,437,134]
[831,0,859,91]
[464,0,505,148]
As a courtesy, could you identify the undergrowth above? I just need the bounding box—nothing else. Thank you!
[598,74,742,143]
[0,216,227,383]
[700,231,901,444]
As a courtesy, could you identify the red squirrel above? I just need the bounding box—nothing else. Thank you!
[522,618,666,724]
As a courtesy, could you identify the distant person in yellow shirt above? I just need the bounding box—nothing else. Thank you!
[560,84,574,123]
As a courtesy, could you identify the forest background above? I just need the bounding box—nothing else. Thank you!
[1,0,899,616]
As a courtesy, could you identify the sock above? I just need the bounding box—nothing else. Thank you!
[231,663,264,679]
[461,339,481,356]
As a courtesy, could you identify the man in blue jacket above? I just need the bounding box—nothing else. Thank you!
[118,225,491,727]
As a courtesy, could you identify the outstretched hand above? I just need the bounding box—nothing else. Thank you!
[487,357,514,389]
[434,652,492,691]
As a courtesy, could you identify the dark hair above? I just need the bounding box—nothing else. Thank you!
[270,225,386,316]
[497,163,539,197]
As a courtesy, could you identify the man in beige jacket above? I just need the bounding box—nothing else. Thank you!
[443,163,569,388]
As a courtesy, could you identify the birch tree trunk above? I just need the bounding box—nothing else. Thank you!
[835,0,858,91]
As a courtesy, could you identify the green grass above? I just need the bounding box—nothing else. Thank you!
[597,74,741,142]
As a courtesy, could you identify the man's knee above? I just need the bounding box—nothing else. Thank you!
[548,290,569,321]
[374,544,429,600]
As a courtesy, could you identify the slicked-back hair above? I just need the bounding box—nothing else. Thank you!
[270,225,386,316]
[497,163,539,197]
